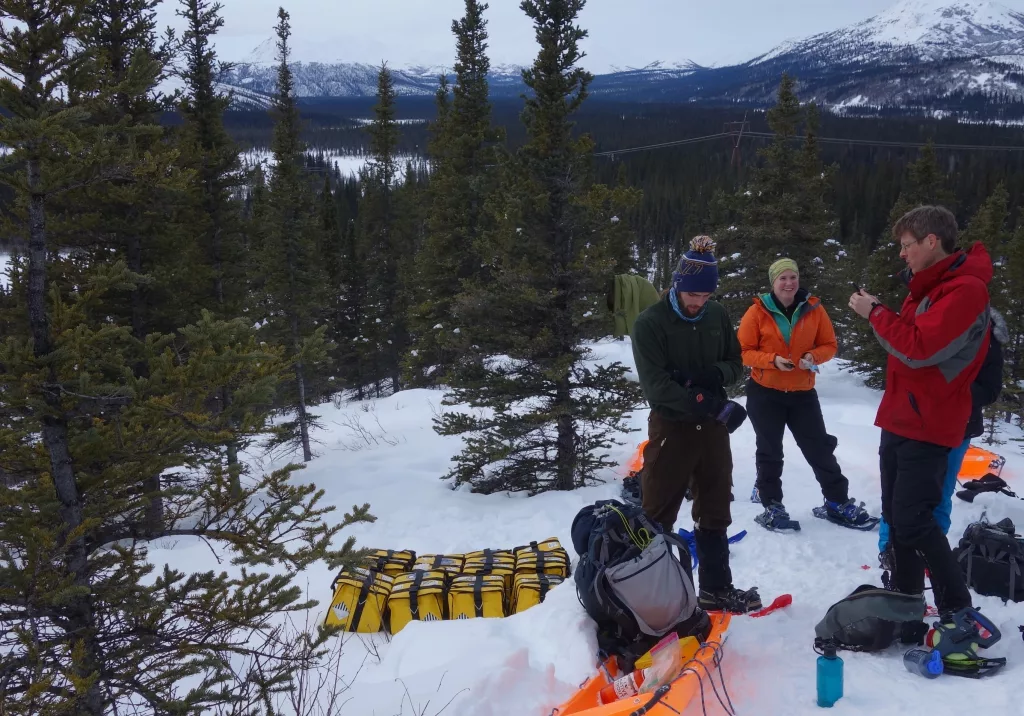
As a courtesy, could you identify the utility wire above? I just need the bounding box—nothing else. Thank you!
[594,130,1024,157]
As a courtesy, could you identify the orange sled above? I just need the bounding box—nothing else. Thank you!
[550,612,732,716]
[958,445,1007,481]
[626,440,648,475]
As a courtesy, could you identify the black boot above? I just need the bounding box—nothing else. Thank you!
[693,527,732,590]
[698,586,763,614]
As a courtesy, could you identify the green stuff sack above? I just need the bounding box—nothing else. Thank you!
[814,584,926,652]
[448,574,508,620]
[324,567,393,632]
[387,570,448,634]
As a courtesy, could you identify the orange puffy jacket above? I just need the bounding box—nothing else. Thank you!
[737,290,838,392]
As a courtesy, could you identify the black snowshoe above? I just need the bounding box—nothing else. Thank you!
[755,501,801,532]
[698,585,763,614]
[813,498,879,531]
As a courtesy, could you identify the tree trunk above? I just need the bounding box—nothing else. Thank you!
[291,316,312,462]
[27,157,104,715]
[554,372,576,491]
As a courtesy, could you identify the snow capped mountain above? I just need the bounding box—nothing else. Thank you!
[753,0,1024,65]
[212,1,1024,119]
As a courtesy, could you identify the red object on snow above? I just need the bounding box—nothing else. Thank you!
[861,565,871,570]
[749,593,792,618]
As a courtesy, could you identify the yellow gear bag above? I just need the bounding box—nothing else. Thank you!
[514,548,570,579]
[363,549,416,577]
[447,573,507,620]
[461,554,516,594]
[511,573,563,614]
[463,547,514,562]
[324,567,393,632]
[386,570,448,634]
[512,537,563,555]
[413,554,464,577]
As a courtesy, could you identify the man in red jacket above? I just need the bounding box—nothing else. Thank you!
[850,205,991,622]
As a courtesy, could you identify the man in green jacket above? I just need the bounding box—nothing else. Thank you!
[631,235,760,614]
[607,274,661,338]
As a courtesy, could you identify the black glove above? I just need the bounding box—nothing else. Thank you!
[713,399,747,434]
[669,369,688,386]
[690,366,724,389]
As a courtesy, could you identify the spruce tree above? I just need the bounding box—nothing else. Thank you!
[848,143,955,387]
[253,8,334,462]
[406,0,504,386]
[0,4,370,712]
[176,0,247,317]
[358,64,409,396]
[1002,223,1024,430]
[434,0,644,494]
[713,74,838,320]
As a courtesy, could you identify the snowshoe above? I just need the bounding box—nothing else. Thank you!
[813,498,880,531]
[926,608,1007,678]
[754,501,801,532]
[620,474,641,505]
[698,585,763,614]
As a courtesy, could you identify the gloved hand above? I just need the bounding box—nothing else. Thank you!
[690,366,724,389]
[713,400,747,434]
[669,369,689,386]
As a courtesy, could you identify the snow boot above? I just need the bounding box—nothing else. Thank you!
[698,585,763,614]
[754,501,801,531]
[813,498,880,531]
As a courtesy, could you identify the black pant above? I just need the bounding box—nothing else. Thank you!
[745,380,849,506]
[879,430,972,613]
[640,411,734,591]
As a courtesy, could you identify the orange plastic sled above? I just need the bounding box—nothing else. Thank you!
[550,612,732,716]
[626,440,647,475]
[958,445,1007,481]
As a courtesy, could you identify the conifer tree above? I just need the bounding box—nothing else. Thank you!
[254,8,334,462]
[406,0,504,386]
[1001,222,1024,428]
[358,63,409,395]
[0,4,370,712]
[849,143,955,387]
[434,0,644,494]
[713,74,837,319]
[64,0,199,336]
[176,0,247,317]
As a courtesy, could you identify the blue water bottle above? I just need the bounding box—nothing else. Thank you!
[816,641,844,707]
[903,648,943,678]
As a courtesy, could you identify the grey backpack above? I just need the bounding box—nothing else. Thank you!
[814,584,926,652]
[571,500,708,669]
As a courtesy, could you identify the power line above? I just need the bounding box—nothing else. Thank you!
[593,132,733,157]
[594,130,1024,157]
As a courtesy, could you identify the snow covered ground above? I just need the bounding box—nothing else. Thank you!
[149,337,1024,716]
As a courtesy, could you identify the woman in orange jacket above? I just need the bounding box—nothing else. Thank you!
[737,258,877,532]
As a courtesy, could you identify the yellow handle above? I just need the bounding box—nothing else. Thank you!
[633,634,700,670]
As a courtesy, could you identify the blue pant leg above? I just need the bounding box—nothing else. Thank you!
[935,438,971,535]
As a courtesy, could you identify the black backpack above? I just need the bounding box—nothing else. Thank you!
[953,518,1024,603]
[570,499,709,670]
[813,584,926,652]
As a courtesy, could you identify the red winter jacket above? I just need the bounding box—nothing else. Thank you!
[870,243,993,448]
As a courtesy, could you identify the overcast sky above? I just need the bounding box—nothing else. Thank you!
[154,0,1024,72]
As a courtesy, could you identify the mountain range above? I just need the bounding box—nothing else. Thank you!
[215,0,1024,118]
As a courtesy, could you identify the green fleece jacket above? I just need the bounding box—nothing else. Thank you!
[611,274,661,338]
[631,294,743,422]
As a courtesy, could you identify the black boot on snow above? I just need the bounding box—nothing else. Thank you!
[698,586,763,614]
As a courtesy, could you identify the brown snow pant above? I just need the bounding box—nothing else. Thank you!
[640,411,735,591]
[640,411,734,533]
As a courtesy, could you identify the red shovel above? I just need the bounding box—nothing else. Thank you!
[749,593,793,618]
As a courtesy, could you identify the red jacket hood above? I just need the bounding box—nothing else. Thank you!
[903,241,993,298]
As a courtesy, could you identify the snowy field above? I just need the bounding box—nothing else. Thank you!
[147,337,1024,716]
